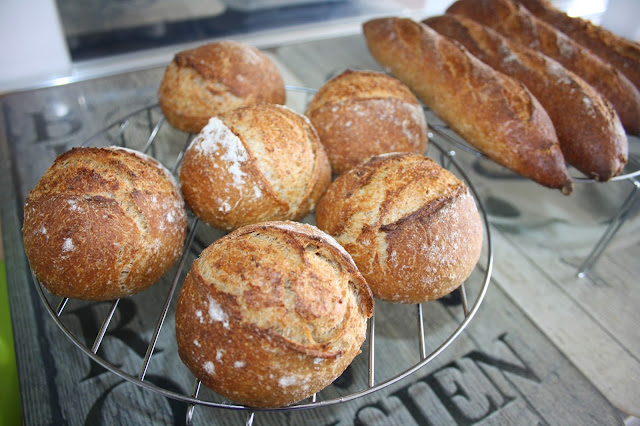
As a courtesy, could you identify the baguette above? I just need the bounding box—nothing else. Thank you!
[447,0,640,135]
[362,17,573,193]
[424,14,628,181]
[516,0,640,92]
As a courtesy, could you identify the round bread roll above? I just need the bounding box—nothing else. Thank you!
[175,221,373,408]
[316,153,483,304]
[179,103,331,231]
[22,147,187,301]
[158,40,286,133]
[305,69,428,175]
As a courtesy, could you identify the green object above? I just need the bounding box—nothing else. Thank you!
[0,259,22,425]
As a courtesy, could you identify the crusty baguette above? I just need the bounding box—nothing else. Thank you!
[516,0,640,92]
[175,221,373,408]
[362,17,573,193]
[424,14,628,181]
[447,0,640,135]
[316,153,483,304]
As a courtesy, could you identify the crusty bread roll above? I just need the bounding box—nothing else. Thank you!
[179,103,331,230]
[22,147,187,301]
[315,153,483,304]
[424,14,629,181]
[515,0,640,92]
[362,17,573,194]
[305,69,428,175]
[175,221,373,408]
[158,40,285,134]
[447,0,640,136]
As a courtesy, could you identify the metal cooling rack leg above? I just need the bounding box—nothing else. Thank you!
[137,219,200,381]
[246,412,255,426]
[142,116,166,154]
[417,304,426,361]
[116,120,130,147]
[185,379,201,426]
[91,299,120,353]
[577,178,640,278]
[459,283,470,317]
[368,308,376,387]
[55,298,69,316]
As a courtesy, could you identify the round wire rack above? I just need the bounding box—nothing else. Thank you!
[33,86,493,425]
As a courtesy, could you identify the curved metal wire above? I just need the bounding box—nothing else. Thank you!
[32,86,493,415]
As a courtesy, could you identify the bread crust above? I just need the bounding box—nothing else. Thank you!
[158,41,285,133]
[22,147,187,301]
[305,69,428,174]
[363,17,573,193]
[179,104,331,230]
[516,0,640,92]
[424,14,628,181]
[175,221,373,408]
[447,0,640,136]
[316,153,483,304]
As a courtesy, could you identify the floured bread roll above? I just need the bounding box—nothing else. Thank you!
[22,147,187,301]
[158,40,286,133]
[305,69,428,175]
[179,103,331,230]
[316,153,483,304]
[175,221,373,408]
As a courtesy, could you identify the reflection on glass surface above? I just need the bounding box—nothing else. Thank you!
[55,0,424,61]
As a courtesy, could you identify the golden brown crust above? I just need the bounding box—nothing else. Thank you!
[175,221,372,407]
[158,41,285,134]
[179,104,331,230]
[447,0,640,136]
[424,14,629,181]
[315,153,483,304]
[305,69,429,175]
[362,17,573,193]
[22,147,187,301]
[515,0,640,92]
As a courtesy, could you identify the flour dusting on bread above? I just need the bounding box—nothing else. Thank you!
[193,117,249,188]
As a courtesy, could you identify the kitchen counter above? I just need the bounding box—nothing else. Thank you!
[1,2,639,425]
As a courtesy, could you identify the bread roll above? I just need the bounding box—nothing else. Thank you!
[158,40,285,133]
[447,0,640,136]
[305,69,428,175]
[316,153,483,304]
[179,103,331,230]
[424,14,628,181]
[516,0,640,92]
[22,147,187,301]
[175,221,373,408]
[362,17,573,194]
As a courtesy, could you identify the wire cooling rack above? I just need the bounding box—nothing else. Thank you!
[427,114,640,280]
[32,86,493,425]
